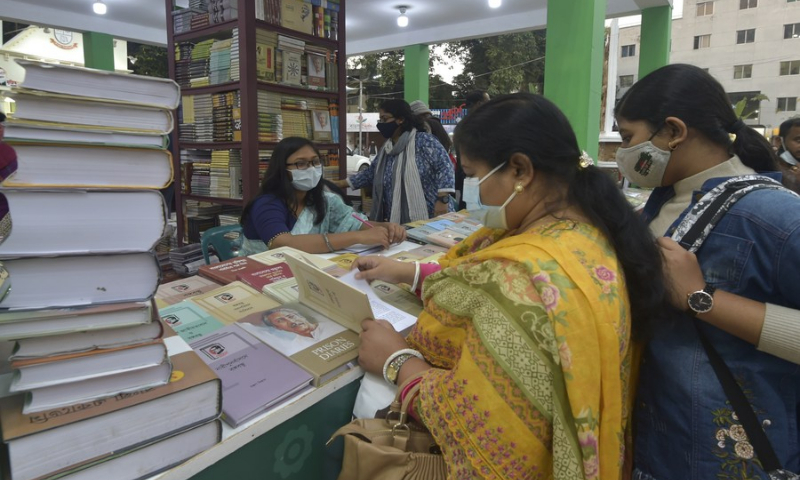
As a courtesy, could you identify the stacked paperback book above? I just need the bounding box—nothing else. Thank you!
[0,60,222,480]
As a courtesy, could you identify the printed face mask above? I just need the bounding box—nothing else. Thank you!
[290,165,322,191]
[615,128,672,188]
[463,162,517,229]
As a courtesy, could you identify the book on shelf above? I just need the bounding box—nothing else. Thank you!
[0,350,222,480]
[255,43,276,81]
[190,323,313,427]
[281,50,303,86]
[10,321,164,360]
[197,256,268,285]
[155,275,221,308]
[3,90,175,135]
[13,59,181,110]
[0,190,168,258]
[280,0,314,35]
[1,143,173,189]
[306,53,326,87]
[311,109,332,141]
[53,420,221,480]
[0,253,161,310]
[159,301,225,343]
[0,301,157,341]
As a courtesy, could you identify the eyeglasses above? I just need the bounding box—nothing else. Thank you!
[379,115,395,123]
[286,158,323,170]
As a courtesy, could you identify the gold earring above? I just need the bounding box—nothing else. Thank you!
[514,183,524,193]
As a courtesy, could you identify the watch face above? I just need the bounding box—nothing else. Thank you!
[689,291,714,313]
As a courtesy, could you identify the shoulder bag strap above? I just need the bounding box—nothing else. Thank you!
[672,175,788,472]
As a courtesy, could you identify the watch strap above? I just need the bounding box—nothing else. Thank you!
[382,348,423,384]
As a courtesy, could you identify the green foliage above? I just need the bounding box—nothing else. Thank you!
[733,94,769,120]
[347,30,546,111]
[128,43,169,78]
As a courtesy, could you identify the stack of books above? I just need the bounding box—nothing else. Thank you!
[0,60,222,480]
[208,0,238,24]
[405,211,484,248]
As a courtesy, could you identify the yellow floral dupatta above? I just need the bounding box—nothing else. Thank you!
[407,220,634,480]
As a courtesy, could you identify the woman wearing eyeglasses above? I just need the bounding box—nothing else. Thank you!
[240,137,407,255]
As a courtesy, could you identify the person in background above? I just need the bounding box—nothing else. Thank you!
[464,89,490,112]
[239,137,406,255]
[353,93,667,479]
[409,100,454,164]
[0,112,17,238]
[336,99,454,222]
[614,64,800,480]
[776,117,800,192]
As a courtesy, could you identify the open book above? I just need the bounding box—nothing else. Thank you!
[281,254,417,334]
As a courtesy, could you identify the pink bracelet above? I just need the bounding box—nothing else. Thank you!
[399,376,423,421]
[415,263,442,296]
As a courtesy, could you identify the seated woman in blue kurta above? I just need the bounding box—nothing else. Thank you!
[240,137,407,255]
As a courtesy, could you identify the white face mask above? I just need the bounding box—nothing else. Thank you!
[462,162,517,229]
[615,141,672,188]
[290,166,322,191]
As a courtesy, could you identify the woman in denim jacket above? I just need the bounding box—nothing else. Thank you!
[615,64,800,480]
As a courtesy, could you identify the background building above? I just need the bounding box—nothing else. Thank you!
[616,0,800,132]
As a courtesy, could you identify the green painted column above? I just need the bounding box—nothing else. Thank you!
[638,6,672,79]
[544,0,606,160]
[404,44,429,104]
[83,32,115,71]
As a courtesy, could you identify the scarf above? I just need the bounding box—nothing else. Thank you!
[370,129,429,223]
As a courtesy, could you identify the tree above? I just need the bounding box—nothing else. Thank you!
[127,43,168,78]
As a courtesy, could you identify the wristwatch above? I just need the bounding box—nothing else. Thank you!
[687,284,716,316]
[385,353,416,385]
[437,195,450,204]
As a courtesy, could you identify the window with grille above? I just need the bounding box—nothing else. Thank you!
[621,44,636,57]
[619,75,634,88]
[697,1,714,16]
[780,60,800,75]
[785,23,800,39]
[736,29,756,44]
[694,34,711,49]
[777,97,798,112]
[734,65,753,79]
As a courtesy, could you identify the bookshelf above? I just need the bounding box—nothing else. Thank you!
[165,0,347,245]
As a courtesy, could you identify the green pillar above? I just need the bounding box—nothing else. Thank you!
[83,32,115,71]
[638,6,672,79]
[404,44,429,104]
[544,0,606,160]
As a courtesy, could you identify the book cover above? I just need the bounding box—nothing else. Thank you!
[425,229,467,248]
[311,109,332,141]
[197,257,265,285]
[191,324,313,426]
[155,275,221,308]
[159,301,225,343]
[307,54,326,87]
[237,302,358,387]
[248,246,337,271]
[261,277,300,304]
[280,0,313,35]
[282,50,303,86]
[235,262,293,291]
[188,281,282,325]
[255,43,275,81]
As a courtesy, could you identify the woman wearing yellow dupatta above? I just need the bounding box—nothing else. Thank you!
[354,93,667,480]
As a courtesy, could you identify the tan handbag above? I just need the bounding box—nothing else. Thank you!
[327,376,447,480]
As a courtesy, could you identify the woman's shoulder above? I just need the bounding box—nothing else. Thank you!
[731,187,800,234]
[251,194,288,212]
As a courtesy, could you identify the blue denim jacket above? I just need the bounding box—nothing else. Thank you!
[634,174,800,480]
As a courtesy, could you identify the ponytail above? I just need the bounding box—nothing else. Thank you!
[730,123,779,173]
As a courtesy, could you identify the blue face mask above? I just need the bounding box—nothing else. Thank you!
[462,162,517,229]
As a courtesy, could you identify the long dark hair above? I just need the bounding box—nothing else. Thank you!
[616,63,778,173]
[379,99,426,134]
[240,137,326,227]
[453,92,667,339]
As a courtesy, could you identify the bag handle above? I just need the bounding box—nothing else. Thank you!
[673,175,786,472]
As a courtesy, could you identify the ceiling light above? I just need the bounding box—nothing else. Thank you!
[489,0,502,8]
[397,7,409,27]
[93,0,107,15]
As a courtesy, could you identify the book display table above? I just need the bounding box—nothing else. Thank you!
[152,367,361,480]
